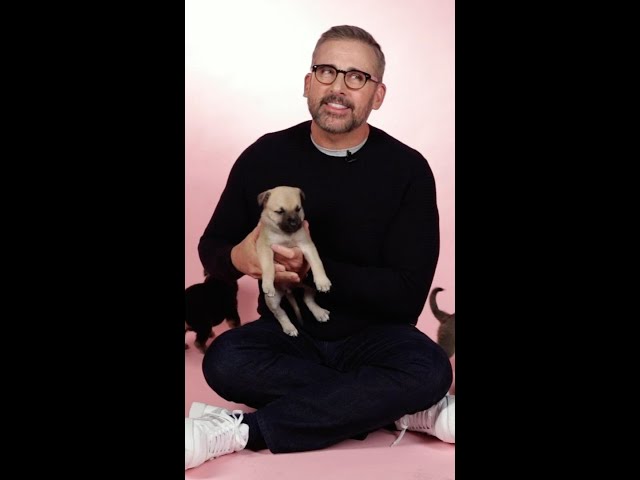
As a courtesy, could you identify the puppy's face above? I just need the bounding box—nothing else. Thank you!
[258,186,305,234]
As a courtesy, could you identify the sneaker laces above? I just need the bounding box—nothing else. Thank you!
[390,409,433,447]
[199,409,246,459]
[390,426,408,447]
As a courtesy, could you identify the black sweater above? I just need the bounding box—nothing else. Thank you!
[198,121,440,340]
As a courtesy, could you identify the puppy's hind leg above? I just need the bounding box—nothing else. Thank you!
[224,301,241,329]
[223,282,241,329]
[194,329,214,353]
[301,284,330,322]
[265,289,299,337]
[284,290,303,321]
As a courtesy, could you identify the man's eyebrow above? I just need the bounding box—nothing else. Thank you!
[322,63,368,72]
[343,65,368,72]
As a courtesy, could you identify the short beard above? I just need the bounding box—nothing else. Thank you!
[310,110,359,134]
[307,94,371,134]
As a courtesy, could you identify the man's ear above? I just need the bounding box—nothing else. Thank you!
[303,73,311,98]
[372,82,387,110]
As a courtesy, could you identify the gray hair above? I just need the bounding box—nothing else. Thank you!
[312,25,386,80]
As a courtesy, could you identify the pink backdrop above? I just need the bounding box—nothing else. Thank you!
[185,0,455,337]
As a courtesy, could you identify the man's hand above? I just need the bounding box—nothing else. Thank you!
[272,221,311,286]
[230,224,263,279]
[230,220,311,284]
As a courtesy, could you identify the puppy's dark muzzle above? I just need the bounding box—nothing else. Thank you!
[280,215,302,233]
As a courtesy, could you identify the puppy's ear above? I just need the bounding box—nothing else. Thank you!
[297,188,305,201]
[257,189,271,207]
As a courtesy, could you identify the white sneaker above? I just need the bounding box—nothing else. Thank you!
[391,394,455,446]
[185,408,249,470]
[188,401,229,419]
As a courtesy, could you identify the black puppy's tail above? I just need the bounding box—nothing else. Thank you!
[429,287,451,323]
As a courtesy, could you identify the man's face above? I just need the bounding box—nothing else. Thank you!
[304,40,386,135]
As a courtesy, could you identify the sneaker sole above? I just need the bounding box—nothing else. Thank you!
[185,418,196,469]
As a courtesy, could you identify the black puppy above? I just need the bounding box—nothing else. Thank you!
[185,273,241,353]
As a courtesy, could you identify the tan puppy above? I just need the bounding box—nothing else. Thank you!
[256,186,331,336]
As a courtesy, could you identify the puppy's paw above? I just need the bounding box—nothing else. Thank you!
[312,308,330,322]
[226,318,241,329]
[314,277,332,293]
[262,284,276,297]
[283,326,299,337]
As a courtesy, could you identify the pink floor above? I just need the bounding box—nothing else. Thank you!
[185,279,455,479]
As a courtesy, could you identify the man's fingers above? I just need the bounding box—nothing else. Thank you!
[271,244,295,258]
[275,272,300,284]
[274,263,286,272]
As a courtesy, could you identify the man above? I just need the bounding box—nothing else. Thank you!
[185,25,454,471]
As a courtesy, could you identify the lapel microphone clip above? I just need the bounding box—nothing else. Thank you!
[345,150,357,163]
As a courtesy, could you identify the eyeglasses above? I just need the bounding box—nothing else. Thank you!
[311,64,380,90]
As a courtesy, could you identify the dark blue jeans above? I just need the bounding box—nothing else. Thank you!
[202,317,452,453]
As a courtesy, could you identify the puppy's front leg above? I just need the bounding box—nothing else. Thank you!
[257,242,276,297]
[299,243,332,292]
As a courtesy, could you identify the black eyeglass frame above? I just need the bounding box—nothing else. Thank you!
[311,64,381,90]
